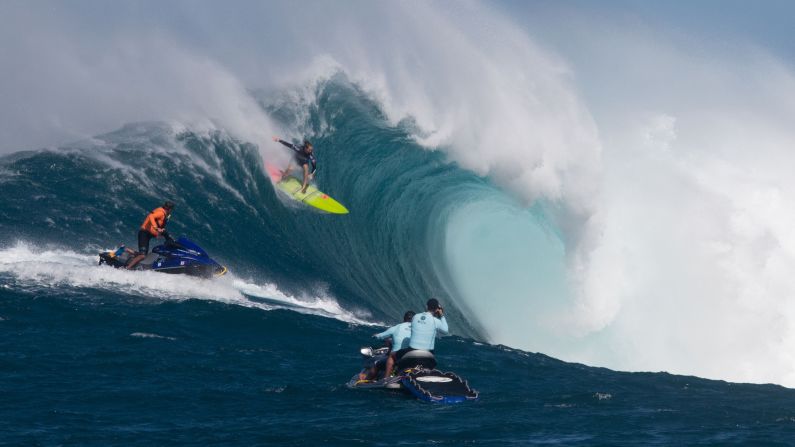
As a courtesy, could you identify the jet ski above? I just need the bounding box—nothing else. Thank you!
[98,236,227,278]
[346,347,403,389]
[347,346,478,404]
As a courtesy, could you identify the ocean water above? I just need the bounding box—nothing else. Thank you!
[3,79,795,445]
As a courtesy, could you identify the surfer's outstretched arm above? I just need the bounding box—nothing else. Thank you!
[273,136,301,153]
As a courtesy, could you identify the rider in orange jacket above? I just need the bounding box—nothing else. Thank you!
[126,201,175,269]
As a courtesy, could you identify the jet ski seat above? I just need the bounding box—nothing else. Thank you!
[396,350,437,371]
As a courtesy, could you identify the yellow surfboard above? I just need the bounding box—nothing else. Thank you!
[266,164,349,214]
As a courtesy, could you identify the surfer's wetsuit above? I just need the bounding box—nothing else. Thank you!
[277,139,316,174]
[375,322,412,358]
[408,312,448,351]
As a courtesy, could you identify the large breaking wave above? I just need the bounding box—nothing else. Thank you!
[4,1,795,387]
[3,79,549,340]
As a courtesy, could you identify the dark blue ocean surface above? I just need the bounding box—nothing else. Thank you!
[3,289,795,446]
[3,79,795,445]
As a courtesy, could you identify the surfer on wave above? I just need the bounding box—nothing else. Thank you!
[272,136,316,193]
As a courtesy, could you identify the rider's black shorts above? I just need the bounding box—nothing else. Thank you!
[137,229,154,254]
[393,348,412,360]
[403,348,434,356]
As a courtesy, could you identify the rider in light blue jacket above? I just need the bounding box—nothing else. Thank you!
[409,298,448,351]
[358,311,416,381]
[374,318,412,353]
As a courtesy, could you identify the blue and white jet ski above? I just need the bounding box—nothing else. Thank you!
[347,346,479,404]
[98,236,227,278]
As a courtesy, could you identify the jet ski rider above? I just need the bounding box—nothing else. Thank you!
[374,310,415,380]
[126,201,175,270]
[407,298,448,353]
[272,136,316,194]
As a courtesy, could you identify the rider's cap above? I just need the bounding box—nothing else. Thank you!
[426,298,440,310]
[404,310,416,322]
[163,200,175,210]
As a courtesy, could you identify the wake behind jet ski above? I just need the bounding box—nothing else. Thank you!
[98,236,227,278]
[347,346,478,404]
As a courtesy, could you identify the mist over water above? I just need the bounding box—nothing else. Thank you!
[2,1,795,387]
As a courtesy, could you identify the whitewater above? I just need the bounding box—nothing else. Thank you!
[4,1,795,444]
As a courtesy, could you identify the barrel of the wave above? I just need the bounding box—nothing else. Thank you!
[265,164,349,214]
